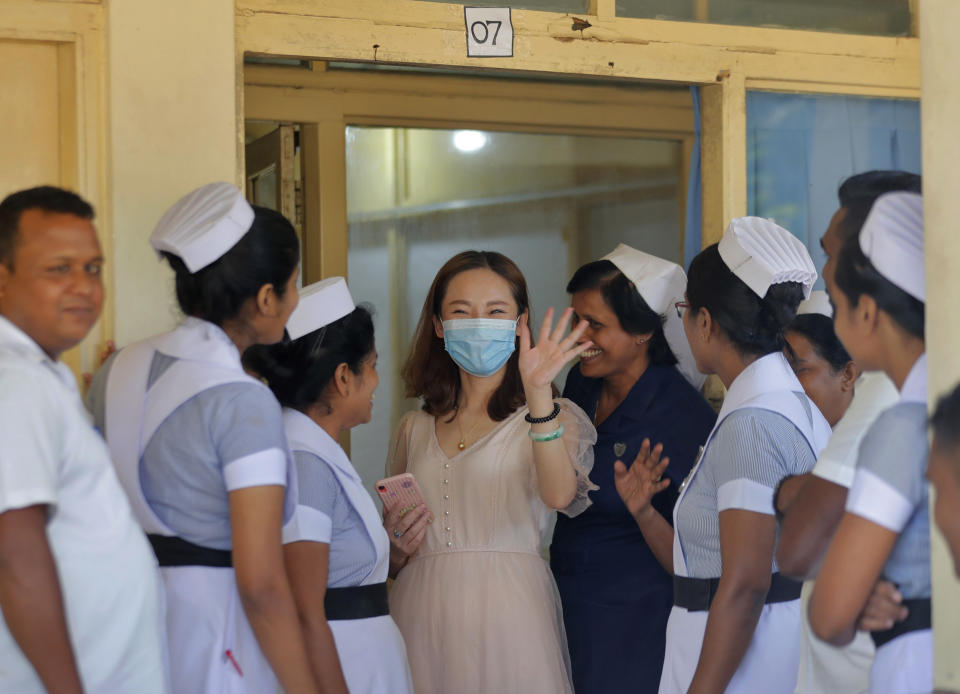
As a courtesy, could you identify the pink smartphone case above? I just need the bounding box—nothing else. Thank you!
[376,473,429,518]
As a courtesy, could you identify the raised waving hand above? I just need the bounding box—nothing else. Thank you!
[518,307,592,391]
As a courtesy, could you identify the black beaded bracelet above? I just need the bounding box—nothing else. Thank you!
[524,402,561,424]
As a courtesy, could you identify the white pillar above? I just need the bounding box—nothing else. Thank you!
[919,0,960,689]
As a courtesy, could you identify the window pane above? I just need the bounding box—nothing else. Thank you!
[615,1,694,22]
[418,0,589,13]
[746,91,921,286]
[617,0,911,36]
[346,126,682,493]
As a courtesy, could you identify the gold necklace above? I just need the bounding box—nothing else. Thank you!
[456,409,484,451]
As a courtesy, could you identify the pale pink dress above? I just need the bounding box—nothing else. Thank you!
[387,400,596,694]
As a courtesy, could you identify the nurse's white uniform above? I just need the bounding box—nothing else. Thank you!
[845,355,932,694]
[659,352,831,694]
[102,317,297,694]
[795,371,899,694]
[282,409,414,694]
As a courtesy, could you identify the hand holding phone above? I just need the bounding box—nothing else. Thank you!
[378,473,433,575]
[376,473,430,518]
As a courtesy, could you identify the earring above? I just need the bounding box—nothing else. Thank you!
[637,337,648,345]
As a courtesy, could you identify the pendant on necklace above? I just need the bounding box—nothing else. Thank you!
[458,439,466,451]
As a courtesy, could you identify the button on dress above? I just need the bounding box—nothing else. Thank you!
[387,401,596,694]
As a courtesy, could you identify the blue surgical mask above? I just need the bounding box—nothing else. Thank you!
[442,318,518,377]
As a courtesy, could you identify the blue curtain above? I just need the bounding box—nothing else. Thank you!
[683,86,703,271]
[746,92,921,287]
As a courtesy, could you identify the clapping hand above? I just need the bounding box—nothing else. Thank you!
[614,438,670,523]
[518,307,592,391]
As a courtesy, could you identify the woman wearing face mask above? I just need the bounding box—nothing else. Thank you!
[87,184,318,694]
[616,218,830,694]
[245,279,414,694]
[549,245,716,694]
[809,192,931,694]
[384,250,597,694]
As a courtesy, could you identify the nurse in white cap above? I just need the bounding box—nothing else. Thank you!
[809,192,930,694]
[783,291,859,429]
[550,245,716,694]
[88,183,319,693]
[244,278,414,694]
[619,217,830,694]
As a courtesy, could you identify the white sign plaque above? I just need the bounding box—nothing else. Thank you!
[464,7,514,58]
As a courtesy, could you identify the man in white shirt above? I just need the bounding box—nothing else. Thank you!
[0,186,167,694]
[774,171,920,694]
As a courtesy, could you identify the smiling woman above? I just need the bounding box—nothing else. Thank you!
[784,312,857,428]
[550,246,716,694]
[384,249,598,694]
[244,281,414,694]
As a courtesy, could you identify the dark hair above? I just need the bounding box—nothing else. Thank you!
[0,186,95,267]
[836,171,921,243]
[785,313,852,373]
[244,306,375,414]
[403,250,529,422]
[687,244,805,357]
[566,259,677,366]
[833,233,924,339]
[163,205,299,326]
[932,382,960,451]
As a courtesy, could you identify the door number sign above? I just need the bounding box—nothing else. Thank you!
[464,7,514,58]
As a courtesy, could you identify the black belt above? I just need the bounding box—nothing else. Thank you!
[673,572,802,612]
[148,534,232,568]
[871,598,931,649]
[325,583,390,621]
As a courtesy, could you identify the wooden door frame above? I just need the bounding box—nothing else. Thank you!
[0,1,107,379]
[244,64,697,284]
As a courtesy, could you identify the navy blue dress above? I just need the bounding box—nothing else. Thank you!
[550,363,716,694]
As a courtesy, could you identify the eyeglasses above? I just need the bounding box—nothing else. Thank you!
[674,301,690,318]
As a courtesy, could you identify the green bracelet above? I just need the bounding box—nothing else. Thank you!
[528,424,565,442]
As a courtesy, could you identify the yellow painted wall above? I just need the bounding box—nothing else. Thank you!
[106,0,237,345]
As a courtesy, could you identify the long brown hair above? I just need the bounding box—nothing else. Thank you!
[402,250,529,421]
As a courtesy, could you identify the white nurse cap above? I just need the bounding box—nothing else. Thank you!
[149,182,255,273]
[602,244,705,389]
[718,217,818,299]
[286,277,356,341]
[797,290,833,318]
[859,192,924,302]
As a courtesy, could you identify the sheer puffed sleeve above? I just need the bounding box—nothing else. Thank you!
[386,410,418,477]
[556,398,598,518]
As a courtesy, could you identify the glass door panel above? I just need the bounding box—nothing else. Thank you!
[346,126,682,493]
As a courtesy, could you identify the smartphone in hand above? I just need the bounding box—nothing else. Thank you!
[376,473,431,518]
